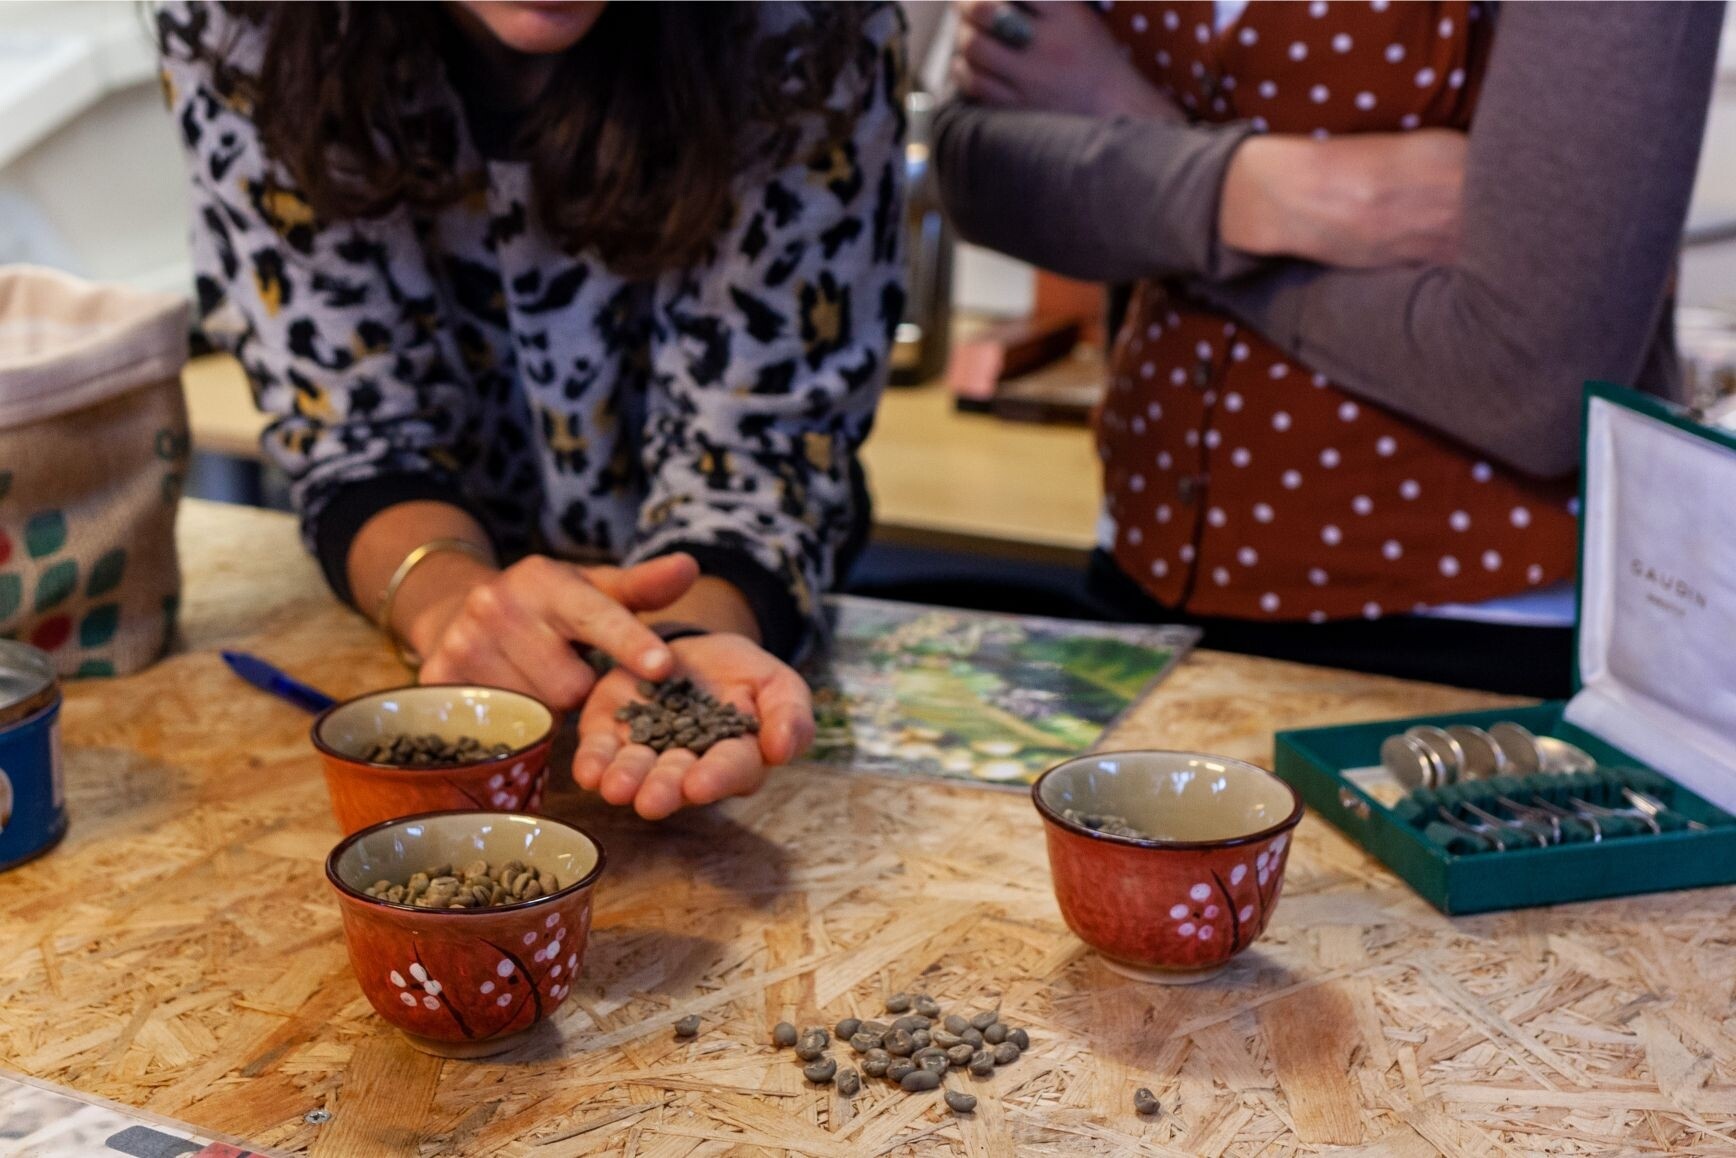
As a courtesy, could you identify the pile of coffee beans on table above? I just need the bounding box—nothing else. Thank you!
[771,992,1030,1112]
[364,733,512,766]
[363,859,559,908]
[617,678,759,755]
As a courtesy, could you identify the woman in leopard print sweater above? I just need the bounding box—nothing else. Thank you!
[158,1,906,818]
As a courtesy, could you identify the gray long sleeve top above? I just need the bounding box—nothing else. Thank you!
[934,1,1725,478]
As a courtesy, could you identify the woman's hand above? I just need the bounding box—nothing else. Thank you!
[951,1,1181,122]
[413,553,700,711]
[572,633,815,820]
[1221,130,1467,268]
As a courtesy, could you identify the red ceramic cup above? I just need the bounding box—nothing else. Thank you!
[326,810,605,1058]
[1033,751,1303,984]
[312,685,554,835]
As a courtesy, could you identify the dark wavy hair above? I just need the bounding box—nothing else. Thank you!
[160,2,869,277]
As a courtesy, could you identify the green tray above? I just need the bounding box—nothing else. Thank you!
[1274,703,1736,915]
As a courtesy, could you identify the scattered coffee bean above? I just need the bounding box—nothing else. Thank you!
[862,1049,891,1078]
[887,1059,917,1084]
[993,1042,1021,1066]
[364,733,512,766]
[836,1017,861,1040]
[967,1049,995,1077]
[901,1069,941,1092]
[962,1028,984,1048]
[944,1090,978,1114]
[910,1029,932,1050]
[616,678,758,755]
[803,1056,838,1084]
[673,1014,700,1038]
[915,995,941,1018]
[943,1014,970,1036]
[800,1026,829,1045]
[932,1030,963,1049]
[837,1068,861,1097]
[850,1031,883,1053]
[891,1015,923,1035]
[363,857,560,909]
[885,1029,915,1057]
[885,993,913,1013]
[946,1043,975,1067]
[982,1022,1008,1045]
[1060,807,1151,839]
[773,1022,798,1048]
[859,1020,890,1037]
[1133,1087,1161,1116]
[796,1032,828,1062]
[1008,1028,1030,1051]
[970,1010,999,1031]
[918,1053,948,1075]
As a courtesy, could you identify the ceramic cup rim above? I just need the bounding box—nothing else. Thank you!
[325,809,607,917]
[312,683,555,775]
[1032,749,1304,851]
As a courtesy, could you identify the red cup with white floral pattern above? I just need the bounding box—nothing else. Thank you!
[1033,751,1303,985]
[326,810,604,1058]
[313,685,553,835]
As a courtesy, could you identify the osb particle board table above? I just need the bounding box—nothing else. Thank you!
[5,500,1736,1156]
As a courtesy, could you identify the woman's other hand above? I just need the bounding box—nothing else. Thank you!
[1221,129,1467,268]
[413,553,699,711]
[572,633,815,820]
[952,1,1181,122]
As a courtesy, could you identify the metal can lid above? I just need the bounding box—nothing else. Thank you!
[0,641,59,728]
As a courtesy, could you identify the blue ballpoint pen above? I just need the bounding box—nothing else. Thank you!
[221,650,337,714]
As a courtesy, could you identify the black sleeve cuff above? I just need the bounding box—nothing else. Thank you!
[647,542,806,662]
[310,472,492,607]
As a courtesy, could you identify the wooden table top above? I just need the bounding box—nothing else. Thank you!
[5,500,1733,1156]
[182,351,1104,561]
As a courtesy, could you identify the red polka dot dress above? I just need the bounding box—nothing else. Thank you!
[1096,1,1578,623]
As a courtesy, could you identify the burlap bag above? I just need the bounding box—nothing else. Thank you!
[0,266,190,678]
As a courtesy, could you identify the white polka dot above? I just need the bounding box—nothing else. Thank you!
[1195,22,1211,43]
[1126,526,1143,545]
[1309,610,1328,624]
[1312,373,1328,388]
[1332,32,1353,53]
[1321,525,1342,546]
[1195,340,1213,361]
[1309,0,1327,16]
[1253,502,1274,523]
[1203,904,1219,919]
[1385,43,1405,63]
[1511,506,1532,528]
[1237,546,1258,566]
[1311,128,1331,141]
[1440,555,1461,577]
[1269,363,1289,379]
[1258,79,1278,100]
[423,979,442,996]
[1382,539,1403,561]
[1319,448,1340,468]
[1338,401,1359,422]
[1260,593,1281,613]
[1179,543,1195,562]
[1288,41,1308,61]
[550,963,563,978]
[480,980,495,994]
[1472,461,1493,482]
[1140,361,1155,380]
[1204,428,1222,448]
[1376,436,1397,457]
[523,932,538,946]
[1272,411,1292,432]
[1482,550,1502,571]
[1155,504,1172,523]
[1438,17,1454,36]
[1207,506,1227,527]
[1448,67,1465,88]
[1223,392,1243,413]
[1170,367,1187,386]
[497,994,513,1007]
[1310,84,1329,104]
[1129,473,1146,493]
[1163,9,1180,30]
[1251,115,1269,131]
[1231,447,1252,468]
[1221,75,1236,91]
[1238,25,1258,45]
[1352,495,1373,516]
[1178,921,1196,936]
[1185,429,1199,447]
[1449,510,1470,532]
[1355,91,1377,111]
[1157,451,1173,470]
[1567,497,1580,516]
[1401,113,1421,130]
[1169,903,1189,919]
[1212,567,1231,587]
[1189,882,1212,901]
[1131,12,1148,31]
[400,992,417,1006]
[1415,67,1437,87]
[1400,479,1421,500]
[390,971,407,988]
[1227,342,1248,363]
[1363,602,1382,619]
[1150,558,1169,578]
[423,995,440,1010]
[1282,470,1302,490]
[1527,564,1544,584]
[1372,0,1389,9]
[1148,400,1163,420]
[1239,904,1256,921]
[409,963,428,983]
[497,960,514,978]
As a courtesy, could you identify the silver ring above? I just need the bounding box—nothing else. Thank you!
[988,4,1034,50]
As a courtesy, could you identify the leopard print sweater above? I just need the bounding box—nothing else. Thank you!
[157,2,906,657]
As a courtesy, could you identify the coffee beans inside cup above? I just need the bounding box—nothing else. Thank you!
[363,859,560,908]
[364,733,512,766]
[616,678,759,755]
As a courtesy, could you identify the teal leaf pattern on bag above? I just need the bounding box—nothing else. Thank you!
[80,603,120,647]
[34,560,77,612]
[24,511,66,558]
[87,548,127,598]
[75,659,116,678]
[0,573,19,620]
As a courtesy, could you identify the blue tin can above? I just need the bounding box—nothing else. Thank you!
[0,641,65,871]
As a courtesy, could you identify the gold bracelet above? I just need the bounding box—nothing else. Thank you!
[375,537,494,668]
